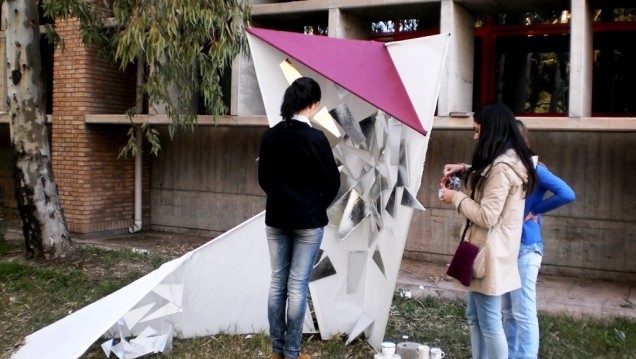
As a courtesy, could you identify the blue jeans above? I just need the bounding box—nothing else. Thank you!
[467,291,508,359]
[266,226,323,359]
[502,248,542,359]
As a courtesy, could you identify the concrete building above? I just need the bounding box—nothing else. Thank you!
[0,0,634,280]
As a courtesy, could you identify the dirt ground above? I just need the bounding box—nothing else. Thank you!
[73,230,214,257]
[5,225,214,258]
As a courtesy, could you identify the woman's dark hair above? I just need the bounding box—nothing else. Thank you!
[467,103,536,194]
[280,77,321,122]
[515,119,530,147]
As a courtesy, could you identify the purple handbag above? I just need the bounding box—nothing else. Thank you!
[446,239,479,287]
[443,175,480,286]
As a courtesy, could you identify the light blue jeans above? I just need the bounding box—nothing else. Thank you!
[266,226,323,359]
[467,291,508,359]
[502,245,543,359]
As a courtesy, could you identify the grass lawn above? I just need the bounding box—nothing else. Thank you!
[1,237,635,359]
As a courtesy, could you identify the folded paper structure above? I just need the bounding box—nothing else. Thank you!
[11,29,448,359]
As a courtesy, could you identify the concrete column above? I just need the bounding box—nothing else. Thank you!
[328,8,369,40]
[230,54,265,116]
[230,0,267,116]
[569,0,593,118]
[438,0,474,117]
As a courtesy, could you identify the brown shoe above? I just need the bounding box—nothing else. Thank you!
[284,354,310,359]
[272,353,283,359]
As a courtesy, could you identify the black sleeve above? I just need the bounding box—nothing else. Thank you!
[315,133,340,207]
[257,133,272,194]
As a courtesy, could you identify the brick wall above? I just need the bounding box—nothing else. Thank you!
[52,19,148,234]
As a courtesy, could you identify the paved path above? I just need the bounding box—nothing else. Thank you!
[397,258,636,319]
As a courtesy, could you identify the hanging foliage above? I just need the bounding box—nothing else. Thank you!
[42,0,252,155]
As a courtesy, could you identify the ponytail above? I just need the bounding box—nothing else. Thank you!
[280,77,321,122]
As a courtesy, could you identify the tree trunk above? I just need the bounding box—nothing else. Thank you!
[6,0,71,258]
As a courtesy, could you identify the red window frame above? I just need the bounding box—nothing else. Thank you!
[475,22,569,114]
[371,16,636,116]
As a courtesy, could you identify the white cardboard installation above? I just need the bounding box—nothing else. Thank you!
[11,31,449,359]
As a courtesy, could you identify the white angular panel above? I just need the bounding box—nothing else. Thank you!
[11,30,449,358]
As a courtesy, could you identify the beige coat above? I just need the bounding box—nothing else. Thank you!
[451,149,528,296]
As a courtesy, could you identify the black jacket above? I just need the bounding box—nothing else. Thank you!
[258,120,340,229]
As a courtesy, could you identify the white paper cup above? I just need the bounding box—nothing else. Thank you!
[430,347,445,359]
[382,341,397,358]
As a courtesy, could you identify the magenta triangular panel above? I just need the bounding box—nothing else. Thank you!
[247,28,426,135]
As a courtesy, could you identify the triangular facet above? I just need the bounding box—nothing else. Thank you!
[346,312,375,345]
[246,28,425,135]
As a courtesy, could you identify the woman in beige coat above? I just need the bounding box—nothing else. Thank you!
[440,103,536,359]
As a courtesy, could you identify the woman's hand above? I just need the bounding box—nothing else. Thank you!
[524,212,539,223]
[443,163,464,177]
[439,187,457,204]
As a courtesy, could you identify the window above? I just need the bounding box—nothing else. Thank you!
[493,34,570,114]
[304,25,327,35]
[370,18,439,42]
[591,8,636,115]
[474,12,570,115]
[359,7,636,116]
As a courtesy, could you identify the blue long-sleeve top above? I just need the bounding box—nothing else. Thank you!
[522,164,575,247]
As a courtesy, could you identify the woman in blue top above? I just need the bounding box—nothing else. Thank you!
[501,120,575,359]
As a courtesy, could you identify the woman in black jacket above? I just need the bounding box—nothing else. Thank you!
[258,77,340,359]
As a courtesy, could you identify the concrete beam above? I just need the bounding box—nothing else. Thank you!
[453,0,570,13]
[84,114,269,127]
[79,114,636,132]
[252,0,439,21]
[432,116,636,132]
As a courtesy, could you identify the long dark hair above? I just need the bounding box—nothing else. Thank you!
[515,119,530,147]
[467,103,536,194]
[280,77,321,122]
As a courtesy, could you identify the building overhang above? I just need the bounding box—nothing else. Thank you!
[252,0,579,23]
[0,113,634,132]
[84,114,636,132]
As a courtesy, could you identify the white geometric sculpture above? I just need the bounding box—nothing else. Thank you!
[247,28,450,348]
[10,29,448,359]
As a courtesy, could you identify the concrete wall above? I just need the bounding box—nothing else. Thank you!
[147,0,636,280]
[149,123,636,281]
[0,0,630,282]
[407,128,636,281]
[150,126,266,236]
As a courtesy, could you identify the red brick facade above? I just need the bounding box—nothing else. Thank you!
[52,19,149,234]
